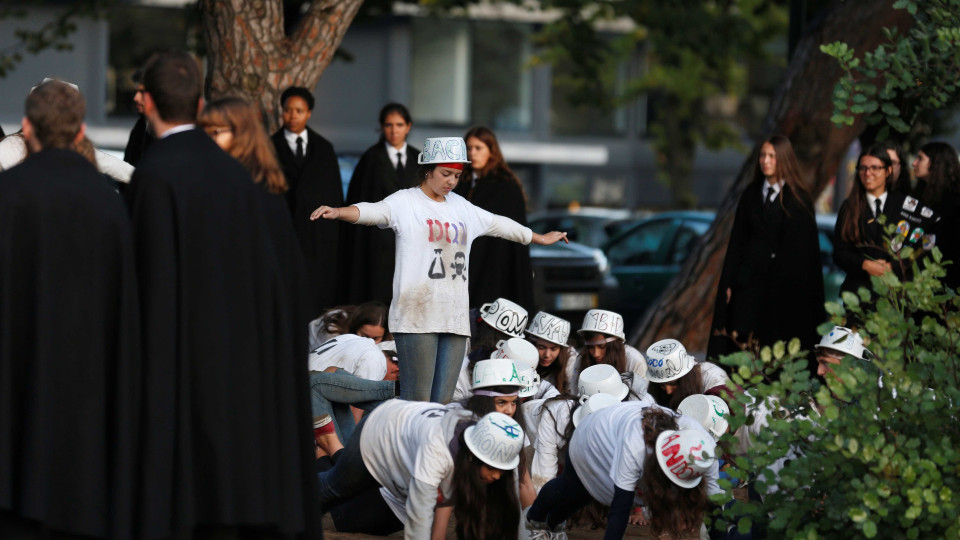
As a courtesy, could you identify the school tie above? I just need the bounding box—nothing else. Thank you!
[295,136,304,163]
[396,151,404,179]
[874,198,882,218]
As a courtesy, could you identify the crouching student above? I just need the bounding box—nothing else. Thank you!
[529,363,652,492]
[453,298,528,402]
[646,338,731,410]
[320,400,525,539]
[526,311,574,393]
[567,309,647,395]
[526,402,720,540]
[310,336,398,456]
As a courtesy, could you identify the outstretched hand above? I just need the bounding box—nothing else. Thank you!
[310,206,339,221]
[535,231,569,246]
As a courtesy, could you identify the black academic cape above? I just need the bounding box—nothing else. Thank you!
[461,171,534,311]
[123,114,154,167]
[709,181,825,367]
[127,129,315,538]
[0,149,140,538]
[833,191,908,297]
[340,141,421,305]
[272,127,343,316]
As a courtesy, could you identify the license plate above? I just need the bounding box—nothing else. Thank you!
[555,293,598,311]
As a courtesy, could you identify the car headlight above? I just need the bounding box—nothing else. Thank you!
[592,249,609,274]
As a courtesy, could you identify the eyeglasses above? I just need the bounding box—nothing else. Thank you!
[857,165,887,174]
[205,127,232,136]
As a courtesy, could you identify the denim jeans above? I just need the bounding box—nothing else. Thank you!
[527,452,593,528]
[310,369,395,443]
[317,414,381,511]
[394,332,468,403]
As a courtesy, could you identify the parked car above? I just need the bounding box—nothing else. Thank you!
[528,207,645,249]
[600,211,845,330]
[529,240,620,324]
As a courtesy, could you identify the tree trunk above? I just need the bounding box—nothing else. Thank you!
[200,0,364,133]
[658,95,699,209]
[630,0,913,353]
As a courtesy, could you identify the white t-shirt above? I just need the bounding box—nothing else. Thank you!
[565,344,647,395]
[700,361,729,391]
[451,356,472,402]
[528,398,576,492]
[354,188,532,336]
[360,399,473,537]
[308,334,386,381]
[569,401,720,505]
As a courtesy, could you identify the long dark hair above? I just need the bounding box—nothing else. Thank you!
[576,333,627,379]
[839,145,893,244]
[757,134,812,215]
[647,364,703,410]
[916,141,960,203]
[345,301,388,336]
[462,126,527,198]
[534,341,571,394]
[453,426,520,540]
[639,408,708,538]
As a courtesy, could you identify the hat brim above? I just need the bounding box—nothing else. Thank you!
[577,329,626,341]
[525,331,567,347]
[463,425,521,470]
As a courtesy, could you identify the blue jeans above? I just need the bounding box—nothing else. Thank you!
[528,452,593,528]
[394,332,468,403]
[310,369,395,443]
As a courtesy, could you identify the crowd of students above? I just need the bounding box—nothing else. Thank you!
[1,47,958,540]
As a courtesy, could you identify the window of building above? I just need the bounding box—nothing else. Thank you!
[410,19,533,130]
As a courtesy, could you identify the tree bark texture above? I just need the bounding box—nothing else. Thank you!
[201,0,364,133]
[631,0,913,354]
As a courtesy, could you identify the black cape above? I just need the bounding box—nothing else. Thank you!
[833,191,908,297]
[340,142,421,305]
[460,171,534,311]
[0,149,140,538]
[127,129,315,538]
[122,114,154,167]
[272,127,343,316]
[709,181,825,366]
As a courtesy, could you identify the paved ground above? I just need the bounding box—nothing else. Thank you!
[321,514,701,539]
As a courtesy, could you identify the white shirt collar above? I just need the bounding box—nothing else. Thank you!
[762,179,783,199]
[284,129,307,154]
[385,141,408,167]
[159,123,195,139]
[866,192,888,214]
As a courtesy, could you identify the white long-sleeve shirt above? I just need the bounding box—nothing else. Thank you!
[354,188,532,336]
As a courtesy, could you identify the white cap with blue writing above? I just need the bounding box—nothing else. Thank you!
[417,136,472,165]
[464,412,524,470]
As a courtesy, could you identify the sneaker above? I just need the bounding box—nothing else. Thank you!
[525,519,567,540]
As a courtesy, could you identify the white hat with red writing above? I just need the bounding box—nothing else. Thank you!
[655,428,716,488]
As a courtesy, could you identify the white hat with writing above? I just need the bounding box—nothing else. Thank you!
[655,428,716,488]
[464,412,524,470]
[526,311,571,346]
[479,298,528,338]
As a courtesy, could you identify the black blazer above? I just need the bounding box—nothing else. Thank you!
[833,191,907,296]
[272,127,343,313]
[339,142,421,305]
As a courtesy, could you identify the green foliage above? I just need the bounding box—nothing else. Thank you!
[823,0,960,141]
[713,251,960,538]
[0,0,112,78]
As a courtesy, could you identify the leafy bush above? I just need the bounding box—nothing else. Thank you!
[713,249,960,539]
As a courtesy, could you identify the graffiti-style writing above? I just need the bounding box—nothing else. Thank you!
[426,219,467,246]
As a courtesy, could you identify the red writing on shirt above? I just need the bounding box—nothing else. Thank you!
[426,219,467,246]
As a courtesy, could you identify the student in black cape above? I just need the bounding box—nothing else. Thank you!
[709,135,824,374]
[127,51,316,538]
[912,141,960,290]
[341,103,421,305]
[834,145,907,298]
[271,86,343,315]
[458,126,534,311]
[0,80,141,538]
[123,70,154,166]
